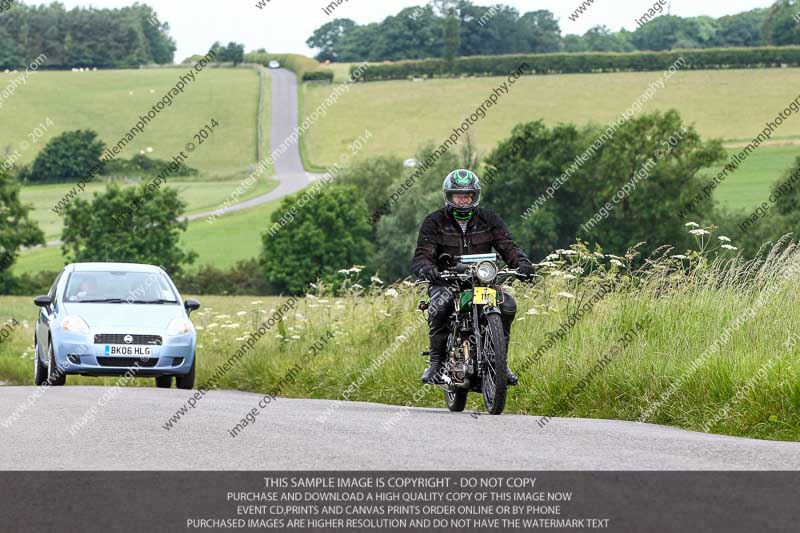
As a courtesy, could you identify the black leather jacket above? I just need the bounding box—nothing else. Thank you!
[411,207,531,277]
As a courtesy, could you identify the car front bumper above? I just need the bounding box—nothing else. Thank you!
[52,329,196,377]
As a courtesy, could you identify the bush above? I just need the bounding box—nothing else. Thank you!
[103,154,198,177]
[302,69,334,82]
[173,259,271,296]
[352,46,800,81]
[25,130,106,183]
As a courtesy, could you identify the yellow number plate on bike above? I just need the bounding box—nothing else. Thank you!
[473,287,497,305]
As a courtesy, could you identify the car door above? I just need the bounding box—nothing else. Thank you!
[37,270,63,360]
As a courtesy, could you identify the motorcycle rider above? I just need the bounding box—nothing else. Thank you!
[412,169,533,386]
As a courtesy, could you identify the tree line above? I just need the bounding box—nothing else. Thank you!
[307,0,800,63]
[0,2,175,69]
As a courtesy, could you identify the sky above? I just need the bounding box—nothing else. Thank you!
[51,0,778,61]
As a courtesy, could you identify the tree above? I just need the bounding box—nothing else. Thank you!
[222,42,245,66]
[260,186,374,294]
[443,8,461,64]
[763,0,800,46]
[713,9,767,47]
[25,130,105,183]
[0,167,45,283]
[336,155,404,223]
[517,10,561,53]
[483,111,726,260]
[61,183,196,275]
[580,26,635,52]
[306,18,357,62]
[374,143,460,281]
[631,15,686,50]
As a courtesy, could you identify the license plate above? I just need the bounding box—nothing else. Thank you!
[104,345,152,357]
[473,287,497,305]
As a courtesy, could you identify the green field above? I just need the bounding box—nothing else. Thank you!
[304,68,800,209]
[19,176,277,240]
[13,194,281,274]
[0,68,266,174]
[10,66,275,273]
[3,237,800,441]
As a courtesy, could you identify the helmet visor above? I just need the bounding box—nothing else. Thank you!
[445,190,480,210]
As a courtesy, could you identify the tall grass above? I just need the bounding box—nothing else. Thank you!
[1,226,799,441]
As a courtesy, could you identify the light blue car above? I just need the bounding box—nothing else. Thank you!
[33,263,200,389]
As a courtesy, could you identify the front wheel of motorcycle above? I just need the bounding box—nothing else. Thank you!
[481,313,508,415]
[445,389,468,412]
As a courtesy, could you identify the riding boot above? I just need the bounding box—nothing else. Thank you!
[421,330,448,384]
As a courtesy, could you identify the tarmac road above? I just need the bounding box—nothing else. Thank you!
[1,386,799,470]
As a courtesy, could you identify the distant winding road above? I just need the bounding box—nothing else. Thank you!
[43,67,320,246]
[1,386,800,470]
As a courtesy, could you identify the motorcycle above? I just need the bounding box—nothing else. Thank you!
[417,253,524,415]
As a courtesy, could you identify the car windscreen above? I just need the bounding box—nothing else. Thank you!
[64,271,178,304]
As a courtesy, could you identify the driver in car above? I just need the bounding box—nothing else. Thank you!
[411,169,533,385]
[73,278,100,301]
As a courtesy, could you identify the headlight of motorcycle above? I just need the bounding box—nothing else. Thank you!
[61,316,90,334]
[167,318,192,336]
[476,261,498,283]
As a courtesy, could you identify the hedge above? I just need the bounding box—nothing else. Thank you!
[244,52,334,83]
[350,46,800,82]
[302,70,334,82]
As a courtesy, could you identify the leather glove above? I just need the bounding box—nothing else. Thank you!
[420,265,442,283]
[516,261,533,279]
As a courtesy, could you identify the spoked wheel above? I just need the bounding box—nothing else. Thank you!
[445,388,468,412]
[480,314,508,415]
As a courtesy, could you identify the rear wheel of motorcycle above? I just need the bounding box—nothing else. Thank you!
[481,313,508,415]
[445,389,468,412]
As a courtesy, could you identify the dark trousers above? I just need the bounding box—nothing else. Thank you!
[427,284,517,363]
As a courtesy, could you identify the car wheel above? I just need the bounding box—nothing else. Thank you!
[47,342,66,386]
[34,338,47,386]
[175,356,195,390]
[155,376,172,388]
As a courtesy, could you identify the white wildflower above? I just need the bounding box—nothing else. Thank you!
[545,253,559,262]
[291,335,301,340]
[348,266,363,274]
[236,311,248,316]
[610,259,624,267]
[689,229,710,236]
[250,300,264,305]
[525,308,539,315]
[721,244,738,251]
[370,275,384,285]
[337,269,349,275]
[557,292,575,299]
[672,255,688,260]
[718,236,731,242]
[685,222,700,228]
[384,288,399,298]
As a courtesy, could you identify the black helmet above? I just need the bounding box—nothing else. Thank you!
[443,169,481,220]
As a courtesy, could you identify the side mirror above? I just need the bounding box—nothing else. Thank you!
[34,295,52,309]
[184,299,200,315]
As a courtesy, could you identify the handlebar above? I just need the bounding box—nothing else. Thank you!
[414,268,527,285]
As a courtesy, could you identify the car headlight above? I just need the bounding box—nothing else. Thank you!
[167,319,192,336]
[61,316,90,334]
[476,261,498,283]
